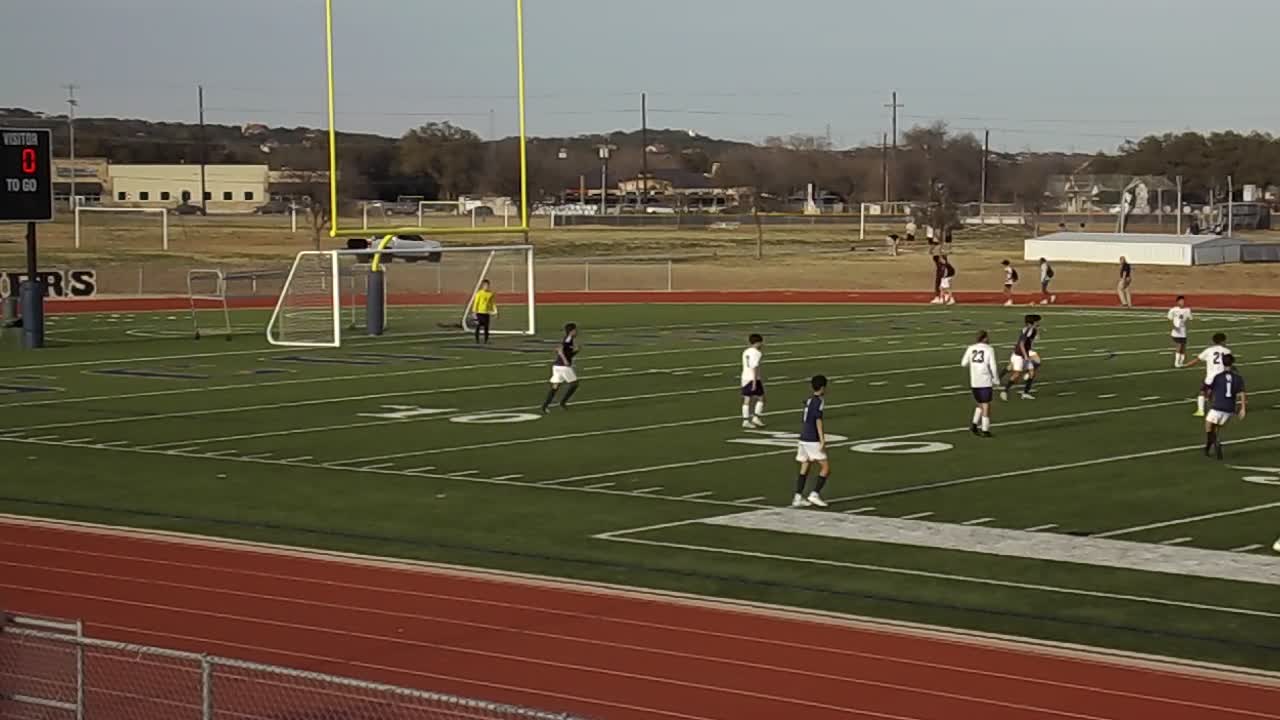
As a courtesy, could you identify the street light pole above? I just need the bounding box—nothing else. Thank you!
[596,144,614,217]
[65,84,78,210]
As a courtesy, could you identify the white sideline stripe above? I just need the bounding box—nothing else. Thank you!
[492,474,523,481]
[167,446,203,453]
[97,440,129,447]
[696,509,1280,589]
[242,453,273,459]
[1161,537,1194,546]
[680,491,714,499]
[361,463,395,470]
[1057,392,1077,397]
[601,533,1280,620]
[29,435,59,441]
[633,487,664,494]
[1094,500,1280,539]
[282,456,312,462]
[204,450,238,457]
[12,514,1280,688]
[869,381,888,386]
[447,470,480,477]
[1097,394,1118,399]
[1233,545,1265,553]
[961,518,995,526]
[901,512,934,520]
[406,467,437,474]
[63,438,94,444]
[906,383,926,388]
[549,388,1280,488]
[733,496,766,504]
[1140,396,1161,401]
[846,507,877,514]
[0,436,771,511]
[584,482,616,490]
[1025,524,1059,532]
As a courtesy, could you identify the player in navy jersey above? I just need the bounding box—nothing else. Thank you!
[1204,354,1246,460]
[792,375,830,508]
[541,323,580,414]
[1000,315,1041,401]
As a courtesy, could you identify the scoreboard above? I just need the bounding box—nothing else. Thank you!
[0,128,54,223]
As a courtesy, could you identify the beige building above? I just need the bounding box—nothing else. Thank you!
[108,164,269,213]
[52,157,111,207]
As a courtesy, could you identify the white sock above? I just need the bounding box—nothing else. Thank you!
[981,416,991,432]
[742,403,751,420]
[1197,395,1206,413]
[972,408,983,425]
[754,399,765,417]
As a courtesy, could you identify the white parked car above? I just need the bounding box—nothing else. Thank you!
[345,235,443,263]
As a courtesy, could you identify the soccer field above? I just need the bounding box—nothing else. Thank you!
[2,302,1279,671]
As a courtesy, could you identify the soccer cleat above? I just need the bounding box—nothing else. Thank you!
[970,424,981,436]
[1039,299,1049,305]
[1020,393,1036,400]
[807,492,829,508]
[540,406,551,415]
[1003,300,1014,306]
[559,402,570,411]
[750,416,767,428]
[791,494,810,508]
[999,390,1009,402]
[1193,409,1205,417]
[929,297,942,304]
[1050,295,1057,304]
[982,431,994,438]
[1272,537,1280,553]
[945,298,956,305]
[741,420,753,429]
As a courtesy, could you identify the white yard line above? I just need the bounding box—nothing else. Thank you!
[901,512,935,520]
[1024,524,1059,532]
[633,487,665,494]
[0,317,1192,418]
[1232,544,1265,553]
[1160,537,1194,546]
[406,466,437,474]
[1094,500,1280,539]
[585,482,617,490]
[733,496,767,504]
[492,474,524,481]
[546,389,1280,488]
[598,534,1280,620]
[680,491,714,499]
[961,518,995,526]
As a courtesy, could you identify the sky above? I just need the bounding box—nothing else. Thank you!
[3,0,1279,153]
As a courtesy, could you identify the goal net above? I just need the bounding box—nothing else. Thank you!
[266,245,534,347]
[74,207,170,251]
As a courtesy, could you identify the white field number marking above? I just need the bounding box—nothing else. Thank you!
[358,406,457,420]
[450,412,541,425]
[850,441,953,454]
[727,430,849,448]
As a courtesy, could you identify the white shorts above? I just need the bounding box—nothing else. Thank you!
[796,441,827,463]
[549,366,578,385]
[940,277,952,290]
[1009,354,1027,373]
[1206,410,1233,427]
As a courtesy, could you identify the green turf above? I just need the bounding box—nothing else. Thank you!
[2,303,1279,671]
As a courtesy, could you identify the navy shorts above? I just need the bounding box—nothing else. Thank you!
[1172,336,1187,348]
[972,387,994,403]
[741,381,765,397]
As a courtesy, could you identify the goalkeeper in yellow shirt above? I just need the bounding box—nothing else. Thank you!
[472,279,497,344]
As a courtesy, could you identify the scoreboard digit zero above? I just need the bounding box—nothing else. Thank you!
[0,127,54,223]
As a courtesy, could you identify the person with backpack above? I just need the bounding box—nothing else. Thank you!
[940,256,957,305]
[1039,258,1056,305]
[1001,260,1018,306]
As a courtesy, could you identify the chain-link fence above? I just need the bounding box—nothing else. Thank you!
[1,615,590,720]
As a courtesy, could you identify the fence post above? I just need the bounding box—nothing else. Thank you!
[74,620,85,720]
[666,259,673,292]
[584,261,590,292]
[137,266,144,296]
[201,656,213,720]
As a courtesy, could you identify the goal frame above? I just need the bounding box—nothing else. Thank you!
[266,244,536,348]
[74,206,169,250]
[323,0,531,238]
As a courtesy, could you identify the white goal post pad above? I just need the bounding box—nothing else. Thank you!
[266,245,535,348]
[74,206,170,250]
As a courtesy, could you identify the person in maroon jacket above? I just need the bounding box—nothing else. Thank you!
[930,255,946,304]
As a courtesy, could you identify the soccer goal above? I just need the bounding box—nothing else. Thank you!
[266,244,535,348]
[74,206,169,250]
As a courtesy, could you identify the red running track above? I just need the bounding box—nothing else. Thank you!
[1,517,1278,720]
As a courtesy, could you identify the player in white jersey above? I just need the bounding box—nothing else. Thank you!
[1167,296,1192,367]
[740,334,766,428]
[1183,332,1230,417]
[962,331,1000,437]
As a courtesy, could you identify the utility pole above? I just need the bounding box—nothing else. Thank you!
[881,133,889,203]
[883,91,903,203]
[980,128,990,216]
[641,92,649,209]
[64,84,78,210]
[596,144,614,218]
[198,85,208,213]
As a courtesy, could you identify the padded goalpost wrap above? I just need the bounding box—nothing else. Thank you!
[266,245,535,348]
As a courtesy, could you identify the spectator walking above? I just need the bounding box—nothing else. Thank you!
[1117,256,1134,307]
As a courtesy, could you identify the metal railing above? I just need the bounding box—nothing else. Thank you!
[1,614,589,720]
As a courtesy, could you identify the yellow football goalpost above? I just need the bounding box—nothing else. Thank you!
[322,0,531,239]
